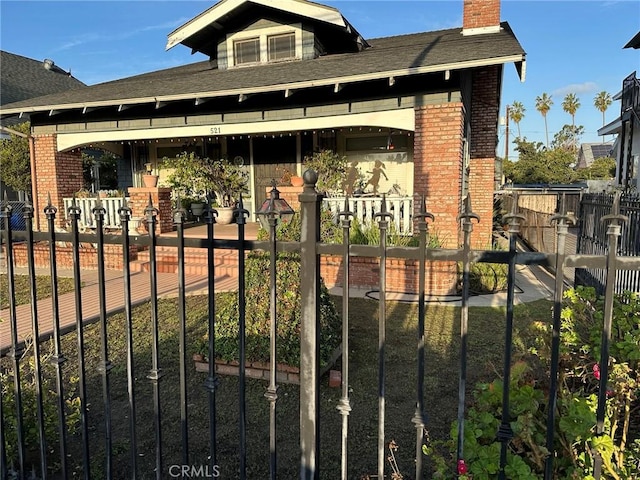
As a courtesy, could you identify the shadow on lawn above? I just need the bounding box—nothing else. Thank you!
[3,294,547,479]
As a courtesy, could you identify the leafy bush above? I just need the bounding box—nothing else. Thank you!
[466,262,508,294]
[426,287,640,479]
[201,214,342,368]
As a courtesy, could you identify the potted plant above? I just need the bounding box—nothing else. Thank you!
[143,162,159,188]
[209,158,249,224]
[303,149,348,195]
[162,152,248,224]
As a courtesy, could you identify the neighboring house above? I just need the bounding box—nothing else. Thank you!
[0,0,526,247]
[598,32,640,190]
[0,51,85,200]
[575,142,614,170]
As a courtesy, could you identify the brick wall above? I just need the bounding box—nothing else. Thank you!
[463,0,500,30]
[321,255,458,296]
[468,66,500,247]
[33,134,83,230]
[9,243,139,270]
[413,103,465,249]
[127,187,173,234]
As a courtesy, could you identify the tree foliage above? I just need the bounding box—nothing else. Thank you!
[561,92,580,126]
[503,138,576,184]
[552,124,584,154]
[535,93,553,147]
[576,157,616,180]
[0,122,31,192]
[594,91,613,127]
[509,101,526,138]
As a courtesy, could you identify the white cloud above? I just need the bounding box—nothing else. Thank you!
[552,82,598,97]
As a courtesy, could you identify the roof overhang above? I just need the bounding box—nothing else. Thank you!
[598,117,622,136]
[624,31,640,49]
[0,53,526,119]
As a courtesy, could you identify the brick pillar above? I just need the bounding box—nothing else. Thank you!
[413,103,465,248]
[127,187,173,234]
[32,134,83,231]
[469,66,500,247]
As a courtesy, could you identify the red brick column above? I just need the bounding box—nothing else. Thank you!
[32,134,83,231]
[469,66,500,247]
[413,103,465,248]
[127,187,173,234]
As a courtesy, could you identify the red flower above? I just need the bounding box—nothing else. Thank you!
[457,459,468,475]
[593,363,601,381]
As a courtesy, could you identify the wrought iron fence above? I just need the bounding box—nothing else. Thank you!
[1,177,639,480]
[576,192,640,294]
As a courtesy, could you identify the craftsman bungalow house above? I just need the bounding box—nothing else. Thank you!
[0,0,525,246]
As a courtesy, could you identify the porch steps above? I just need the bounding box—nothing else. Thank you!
[130,246,241,277]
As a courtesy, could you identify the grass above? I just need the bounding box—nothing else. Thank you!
[0,274,77,309]
[1,282,553,479]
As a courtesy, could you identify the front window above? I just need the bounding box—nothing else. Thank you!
[234,37,260,65]
[268,33,295,61]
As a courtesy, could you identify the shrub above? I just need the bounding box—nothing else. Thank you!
[426,287,640,479]
[201,214,342,368]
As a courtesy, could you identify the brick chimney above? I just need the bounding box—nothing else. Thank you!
[462,0,501,35]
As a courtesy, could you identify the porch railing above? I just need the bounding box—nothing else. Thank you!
[62,197,129,230]
[323,195,413,234]
[2,180,639,480]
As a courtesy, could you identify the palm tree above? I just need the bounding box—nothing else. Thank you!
[562,93,580,127]
[509,101,525,138]
[535,93,553,148]
[594,91,613,143]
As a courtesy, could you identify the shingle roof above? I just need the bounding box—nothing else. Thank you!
[576,142,614,169]
[0,23,524,116]
[0,51,86,106]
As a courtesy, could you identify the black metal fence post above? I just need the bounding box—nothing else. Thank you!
[203,203,219,471]
[260,197,279,480]
[412,195,433,479]
[45,197,70,479]
[174,201,190,470]
[337,197,354,480]
[235,195,250,480]
[593,194,627,479]
[92,195,114,478]
[2,197,26,480]
[299,170,322,480]
[456,196,479,476]
[118,199,138,479]
[544,195,575,480]
[145,195,164,480]
[498,194,525,480]
[374,195,393,480]
[22,198,48,479]
[68,197,91,479]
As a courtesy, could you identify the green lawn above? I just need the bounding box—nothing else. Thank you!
[0,274,77,309]
[1,286,552,479]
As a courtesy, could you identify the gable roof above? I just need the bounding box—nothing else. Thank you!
[624,31,640,49]
[0,22,525,120]
[167,0,368,57]
[0,51,85,106]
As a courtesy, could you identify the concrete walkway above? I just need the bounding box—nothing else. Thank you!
[0,267,237,353]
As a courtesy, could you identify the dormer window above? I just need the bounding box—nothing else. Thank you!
[268,33,295,61]
[234,37,260,65]
[227,24,302,68]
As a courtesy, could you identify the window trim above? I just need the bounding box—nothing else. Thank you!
[226,23,302,67]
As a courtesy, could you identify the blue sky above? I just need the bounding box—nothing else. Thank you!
[1,0,638,157]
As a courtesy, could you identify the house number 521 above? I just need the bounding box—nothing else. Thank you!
[210,127,222,134]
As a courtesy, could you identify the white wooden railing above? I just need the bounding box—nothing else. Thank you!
[322,195,413,234]
[63,197,128,230]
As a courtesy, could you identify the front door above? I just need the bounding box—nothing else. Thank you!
[252,136,297,213]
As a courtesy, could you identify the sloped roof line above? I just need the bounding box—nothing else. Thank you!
[0,53,525,117]
[166,0,354,51]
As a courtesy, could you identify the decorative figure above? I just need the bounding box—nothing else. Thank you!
[365,160,388,195]
[343,160,360,195]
